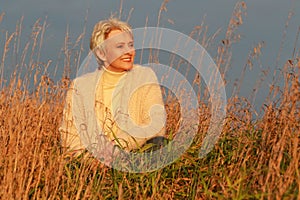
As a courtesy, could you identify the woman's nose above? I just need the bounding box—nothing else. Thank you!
[124,45,135,55]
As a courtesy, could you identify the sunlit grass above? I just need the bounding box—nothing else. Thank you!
[0,1,299,199]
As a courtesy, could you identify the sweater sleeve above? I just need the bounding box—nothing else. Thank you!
[59,83,85,153]
[127,68,166,140]
[141,75,166,138]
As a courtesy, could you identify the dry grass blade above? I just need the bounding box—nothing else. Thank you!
[0,2,299,199]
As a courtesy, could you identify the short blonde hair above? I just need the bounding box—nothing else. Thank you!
[90,18,133,51]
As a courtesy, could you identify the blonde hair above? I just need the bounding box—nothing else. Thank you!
[90,18,133,66]
[90,18,133,51]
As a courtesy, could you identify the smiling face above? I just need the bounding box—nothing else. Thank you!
[98,29,135,72]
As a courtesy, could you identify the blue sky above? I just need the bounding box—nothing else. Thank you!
[1,0,299,114]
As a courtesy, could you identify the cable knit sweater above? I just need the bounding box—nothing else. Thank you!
[59,65,166,155]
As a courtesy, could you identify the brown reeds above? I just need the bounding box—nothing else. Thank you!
[0,1,299,199]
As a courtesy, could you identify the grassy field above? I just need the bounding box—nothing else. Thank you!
[0,2,299,199]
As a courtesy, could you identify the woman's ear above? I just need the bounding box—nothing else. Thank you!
[95,48,107,62]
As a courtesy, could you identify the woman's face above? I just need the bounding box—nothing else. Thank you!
[101,29,135,72]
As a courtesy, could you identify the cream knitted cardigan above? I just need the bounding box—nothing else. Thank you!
[59,65,166,154]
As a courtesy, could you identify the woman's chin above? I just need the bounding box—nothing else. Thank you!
[123,64,134,71]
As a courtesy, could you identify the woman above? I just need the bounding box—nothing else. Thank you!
[59,18,166,161]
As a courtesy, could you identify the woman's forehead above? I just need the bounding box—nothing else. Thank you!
[105,29,133,43]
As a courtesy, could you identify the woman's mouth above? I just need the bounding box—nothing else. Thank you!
[121,57,132,62]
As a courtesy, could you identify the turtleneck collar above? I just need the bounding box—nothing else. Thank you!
[102,66,126,86]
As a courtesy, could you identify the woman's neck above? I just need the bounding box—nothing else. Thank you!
[102,66,126,86]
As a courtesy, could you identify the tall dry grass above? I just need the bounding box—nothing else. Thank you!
[0,1,299,199]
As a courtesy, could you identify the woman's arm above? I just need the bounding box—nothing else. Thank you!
[59,85,85,154]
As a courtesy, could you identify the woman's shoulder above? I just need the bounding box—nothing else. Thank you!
[129,64,158,83]
[73,69,102,84]
[69,70,102,92]
[132,64,156,75]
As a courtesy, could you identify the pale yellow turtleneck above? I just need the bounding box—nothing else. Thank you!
[95,67,125,143]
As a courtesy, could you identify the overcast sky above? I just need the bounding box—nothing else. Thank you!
[1,0,299,114]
